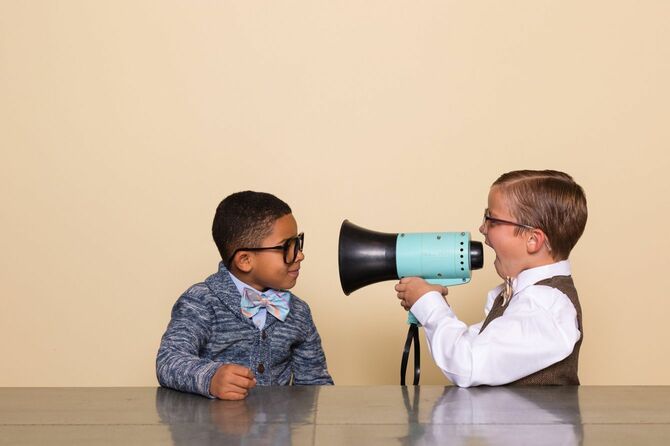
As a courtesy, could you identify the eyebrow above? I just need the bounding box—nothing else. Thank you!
[485,208,506,218]
[273,233,299,244]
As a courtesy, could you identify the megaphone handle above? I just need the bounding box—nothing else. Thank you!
[400,323,420,385]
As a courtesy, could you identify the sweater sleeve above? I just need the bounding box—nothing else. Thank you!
[290,307,333,385]
[156,287,223,397]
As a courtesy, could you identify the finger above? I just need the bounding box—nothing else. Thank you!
[219,390,248,401]
[227,374,256,390]
[227,364,255,379]
[212,379,249,396]
[394,283,406,292]
[211,381,249,398]
[399,277,413,284]
[441,286,449,296]
[396,292,404,300]
[218,370,255,390]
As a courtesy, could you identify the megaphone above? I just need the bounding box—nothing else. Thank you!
[337,219,484,385]
[338,219,484,296]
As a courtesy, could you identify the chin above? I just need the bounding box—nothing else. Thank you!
[493,258,502,276]
[493,259,507,280]
[281,279,297,290]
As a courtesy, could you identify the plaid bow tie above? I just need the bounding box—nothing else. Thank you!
[240,288,290,321]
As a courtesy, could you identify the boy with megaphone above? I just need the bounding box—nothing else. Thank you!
[396,170,587,386]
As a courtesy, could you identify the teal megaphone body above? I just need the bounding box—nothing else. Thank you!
[338,220,484,324]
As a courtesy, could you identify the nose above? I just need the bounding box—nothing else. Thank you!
[479,221,487,236]
[295,249,305,263]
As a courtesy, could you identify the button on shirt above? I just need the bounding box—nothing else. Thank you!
[410,261,581,387]
[228,272,291,330]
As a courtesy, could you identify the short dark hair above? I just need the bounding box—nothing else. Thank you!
[212,191,292,267]
[492,170,587,261]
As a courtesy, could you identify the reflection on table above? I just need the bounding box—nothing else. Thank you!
[2,386,670,445]
[156,385,318,445]
[407,386,582,445]
[155,386,583,445]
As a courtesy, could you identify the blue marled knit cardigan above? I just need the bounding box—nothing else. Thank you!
[156,262,333,397]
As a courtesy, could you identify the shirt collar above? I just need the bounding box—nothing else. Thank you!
[227,270,291,302]
[512,260,572,296]
[228,271,253,297]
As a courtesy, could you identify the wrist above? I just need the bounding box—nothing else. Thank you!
[411,291,451,322]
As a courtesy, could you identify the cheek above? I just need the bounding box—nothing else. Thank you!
[486,232,501,250]
[488,233,513,258]
[272,265,291,282]
[259,264,287,282]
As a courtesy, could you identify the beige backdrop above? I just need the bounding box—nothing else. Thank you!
[1,1,669,387]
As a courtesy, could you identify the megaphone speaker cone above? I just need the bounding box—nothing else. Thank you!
[338,220,399,295]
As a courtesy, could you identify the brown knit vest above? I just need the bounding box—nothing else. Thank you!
[479,275,583,385]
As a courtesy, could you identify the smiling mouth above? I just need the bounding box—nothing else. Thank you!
[288,269,300,276]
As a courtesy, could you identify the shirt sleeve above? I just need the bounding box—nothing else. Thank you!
[156,289,223,397]
[290,308,334,385]
[410,286,580,387]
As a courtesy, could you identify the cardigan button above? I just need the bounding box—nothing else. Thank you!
[257,363,265,374]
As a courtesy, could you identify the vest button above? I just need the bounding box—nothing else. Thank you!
[261,330,267,340]
[257,363,265,374]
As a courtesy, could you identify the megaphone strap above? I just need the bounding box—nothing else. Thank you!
[400,323,421,386]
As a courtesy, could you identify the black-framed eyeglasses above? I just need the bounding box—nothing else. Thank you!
[483,209,535,230]
[228,232,304,265]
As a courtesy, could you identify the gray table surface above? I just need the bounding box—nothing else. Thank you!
[1,386,669,445]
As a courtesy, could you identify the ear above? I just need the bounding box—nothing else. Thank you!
[526,229,549,255]
[231,252,254,273]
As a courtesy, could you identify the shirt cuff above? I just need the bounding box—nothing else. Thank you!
[410,291,453,325]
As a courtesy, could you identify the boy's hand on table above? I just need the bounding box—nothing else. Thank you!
[210,364,257,400]
[395,277,449,310]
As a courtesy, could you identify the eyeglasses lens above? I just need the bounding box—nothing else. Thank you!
[284,234,304,264]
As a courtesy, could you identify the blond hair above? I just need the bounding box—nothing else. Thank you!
[493,170,587,260]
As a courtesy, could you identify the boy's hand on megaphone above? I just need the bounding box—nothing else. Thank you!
[395,277,449,310]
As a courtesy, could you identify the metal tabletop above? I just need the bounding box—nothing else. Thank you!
[1,386,669,445]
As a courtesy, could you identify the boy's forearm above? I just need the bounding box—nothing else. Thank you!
[292,363,333,385]
[157,289,221,396]
[292,356,333,385]
[290,329,333,385]
[156,347,221,397]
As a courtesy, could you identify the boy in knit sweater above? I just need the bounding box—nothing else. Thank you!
[157,191,333,399]
[396,170,587,386]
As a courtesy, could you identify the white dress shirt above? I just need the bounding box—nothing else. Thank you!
[410,260,581,387]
